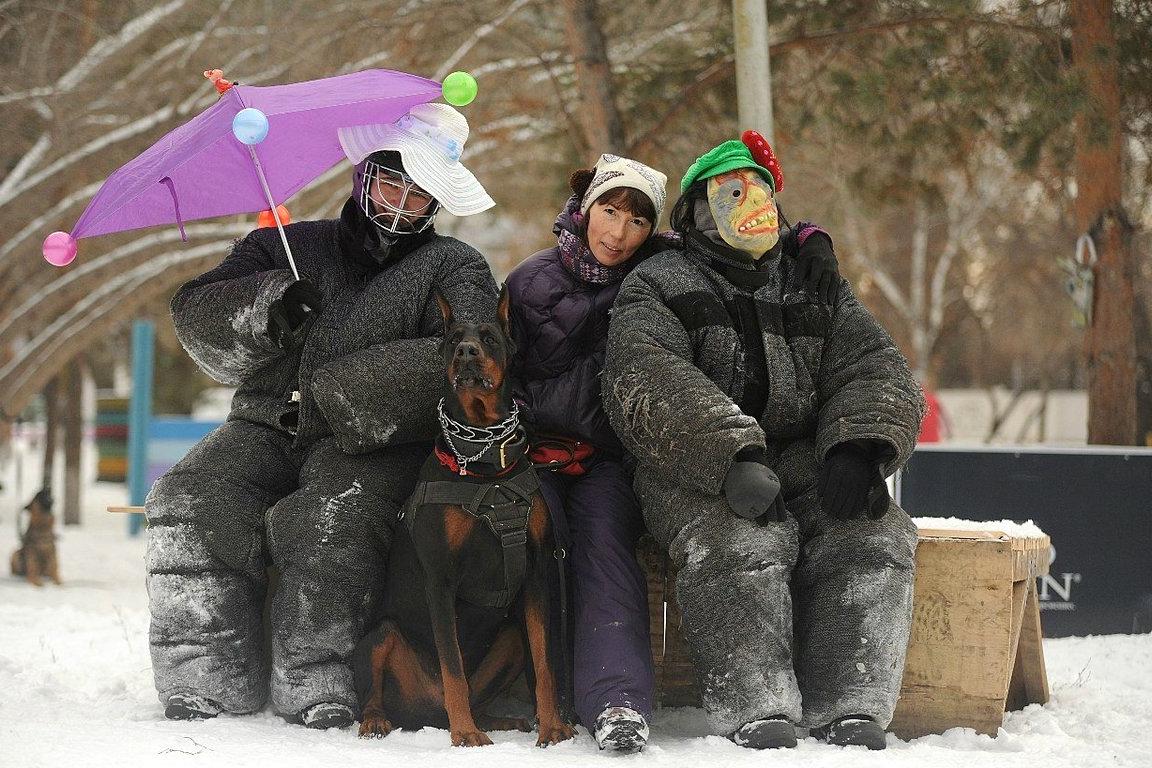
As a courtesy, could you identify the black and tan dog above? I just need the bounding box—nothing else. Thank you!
[353,287,574,747]
[10,489,61,587]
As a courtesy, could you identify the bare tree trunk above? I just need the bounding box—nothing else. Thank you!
[41,377,58,494]
[1072,0,1138,445]
[1136,297,1152,446]
[561,0,626,157]
[62,356,85,526]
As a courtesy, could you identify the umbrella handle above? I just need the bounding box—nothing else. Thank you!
[246,145,300,281]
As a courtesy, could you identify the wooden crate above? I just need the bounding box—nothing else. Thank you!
[643,528,1052,738]
[889,529,1050,738]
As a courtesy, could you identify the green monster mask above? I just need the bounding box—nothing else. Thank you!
[706,169,780,257]
[681,135,785,259]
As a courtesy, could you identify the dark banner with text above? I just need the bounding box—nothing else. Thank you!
[896,446,1152,637]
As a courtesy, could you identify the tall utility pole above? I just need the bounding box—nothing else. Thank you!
[732,0,774,143]
[1071,0,1138,445]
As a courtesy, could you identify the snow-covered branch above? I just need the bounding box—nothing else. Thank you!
[0,134,51,198]
[55,1,189,94]
[0,241,230,399]
[176,0,238,67]
[0,222,249,344]
[0,105,175,210]
[0,180,103,267]
[842,199,910,319]
[89,25,266,112]
[434,0,535,80]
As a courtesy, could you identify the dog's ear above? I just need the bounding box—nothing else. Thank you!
[434,289,454,329]
[497,283,511,337]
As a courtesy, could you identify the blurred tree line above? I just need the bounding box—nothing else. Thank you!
[1,0,1149,448]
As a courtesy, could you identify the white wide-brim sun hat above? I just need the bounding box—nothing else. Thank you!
[338,103,495,217]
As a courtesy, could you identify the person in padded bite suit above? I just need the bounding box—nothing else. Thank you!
[602,133,924,751]
[145,103,499,729]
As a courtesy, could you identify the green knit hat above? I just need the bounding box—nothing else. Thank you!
[680,140,775,193]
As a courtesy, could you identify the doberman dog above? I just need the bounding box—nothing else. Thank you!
[353,286,574,747]
[10,489,61,587]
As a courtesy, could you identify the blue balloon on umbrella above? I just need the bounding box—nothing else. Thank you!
[232,107,269,145]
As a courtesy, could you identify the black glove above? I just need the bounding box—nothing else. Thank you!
[723,448,786,523]
[268,279,322,349]
[794,231,840,304]
[818,442,890,520]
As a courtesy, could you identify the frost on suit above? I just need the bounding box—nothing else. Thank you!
[602,245,924,734]
[147,220,498,716]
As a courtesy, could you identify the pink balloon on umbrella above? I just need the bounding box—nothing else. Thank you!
[42,231,78,267]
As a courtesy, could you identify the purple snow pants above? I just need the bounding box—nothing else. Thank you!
[537,455,654,727]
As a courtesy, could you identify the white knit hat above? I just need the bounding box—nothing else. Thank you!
[579,154,668,222]
[338,103,495,217]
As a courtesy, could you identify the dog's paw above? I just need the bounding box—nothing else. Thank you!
[535,720,576,747]
[451,729,493,747]
[358,715,394,739]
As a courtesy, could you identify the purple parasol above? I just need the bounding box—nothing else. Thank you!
[47,69,447,277]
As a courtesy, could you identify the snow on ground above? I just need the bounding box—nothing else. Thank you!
[1,480,1150,768]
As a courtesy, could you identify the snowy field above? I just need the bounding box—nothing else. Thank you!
[1,479,1150,768]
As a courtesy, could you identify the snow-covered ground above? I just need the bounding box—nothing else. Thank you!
[1,480,1150,768]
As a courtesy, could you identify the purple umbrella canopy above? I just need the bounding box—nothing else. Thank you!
[63,69,444,244]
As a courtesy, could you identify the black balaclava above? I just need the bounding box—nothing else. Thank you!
[341,150,437,268]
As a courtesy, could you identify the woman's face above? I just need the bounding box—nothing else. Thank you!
[585,201,653,267]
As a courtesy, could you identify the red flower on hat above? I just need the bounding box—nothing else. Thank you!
[741,130,783,192]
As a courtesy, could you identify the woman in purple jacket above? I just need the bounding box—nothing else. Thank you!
[506,154,838,752]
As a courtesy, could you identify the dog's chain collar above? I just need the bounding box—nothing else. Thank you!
[437,398,521,475]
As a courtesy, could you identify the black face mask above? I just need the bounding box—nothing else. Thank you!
[338,197,435,269]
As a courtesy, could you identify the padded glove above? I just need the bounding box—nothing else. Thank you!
[268,279,322,350]
[818,442,890,520]
[795,231,840,304]
[723,448,786,522]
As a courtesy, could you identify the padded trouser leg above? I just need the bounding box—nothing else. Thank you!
[266,440,425,718]
[145,421,297,713]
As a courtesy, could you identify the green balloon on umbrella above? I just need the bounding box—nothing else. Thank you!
[442,71,478,106]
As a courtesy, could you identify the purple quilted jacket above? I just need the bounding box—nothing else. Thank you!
[506,201,666,454]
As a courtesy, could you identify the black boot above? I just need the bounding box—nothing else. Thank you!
[164,694,221,721]
[811,715,887,750]
[300,702,355,730]
[729,716,798,749]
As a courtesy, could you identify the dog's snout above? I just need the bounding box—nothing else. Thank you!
[455,341,481,360]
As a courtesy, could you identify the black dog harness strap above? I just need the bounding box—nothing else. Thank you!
[405,463,540,608]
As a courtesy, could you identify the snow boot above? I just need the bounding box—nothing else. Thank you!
[300,702,355,730]
[729,716,798,749]
[594,707,649,753]
[811,715,887,750]
[164,694,221,721]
